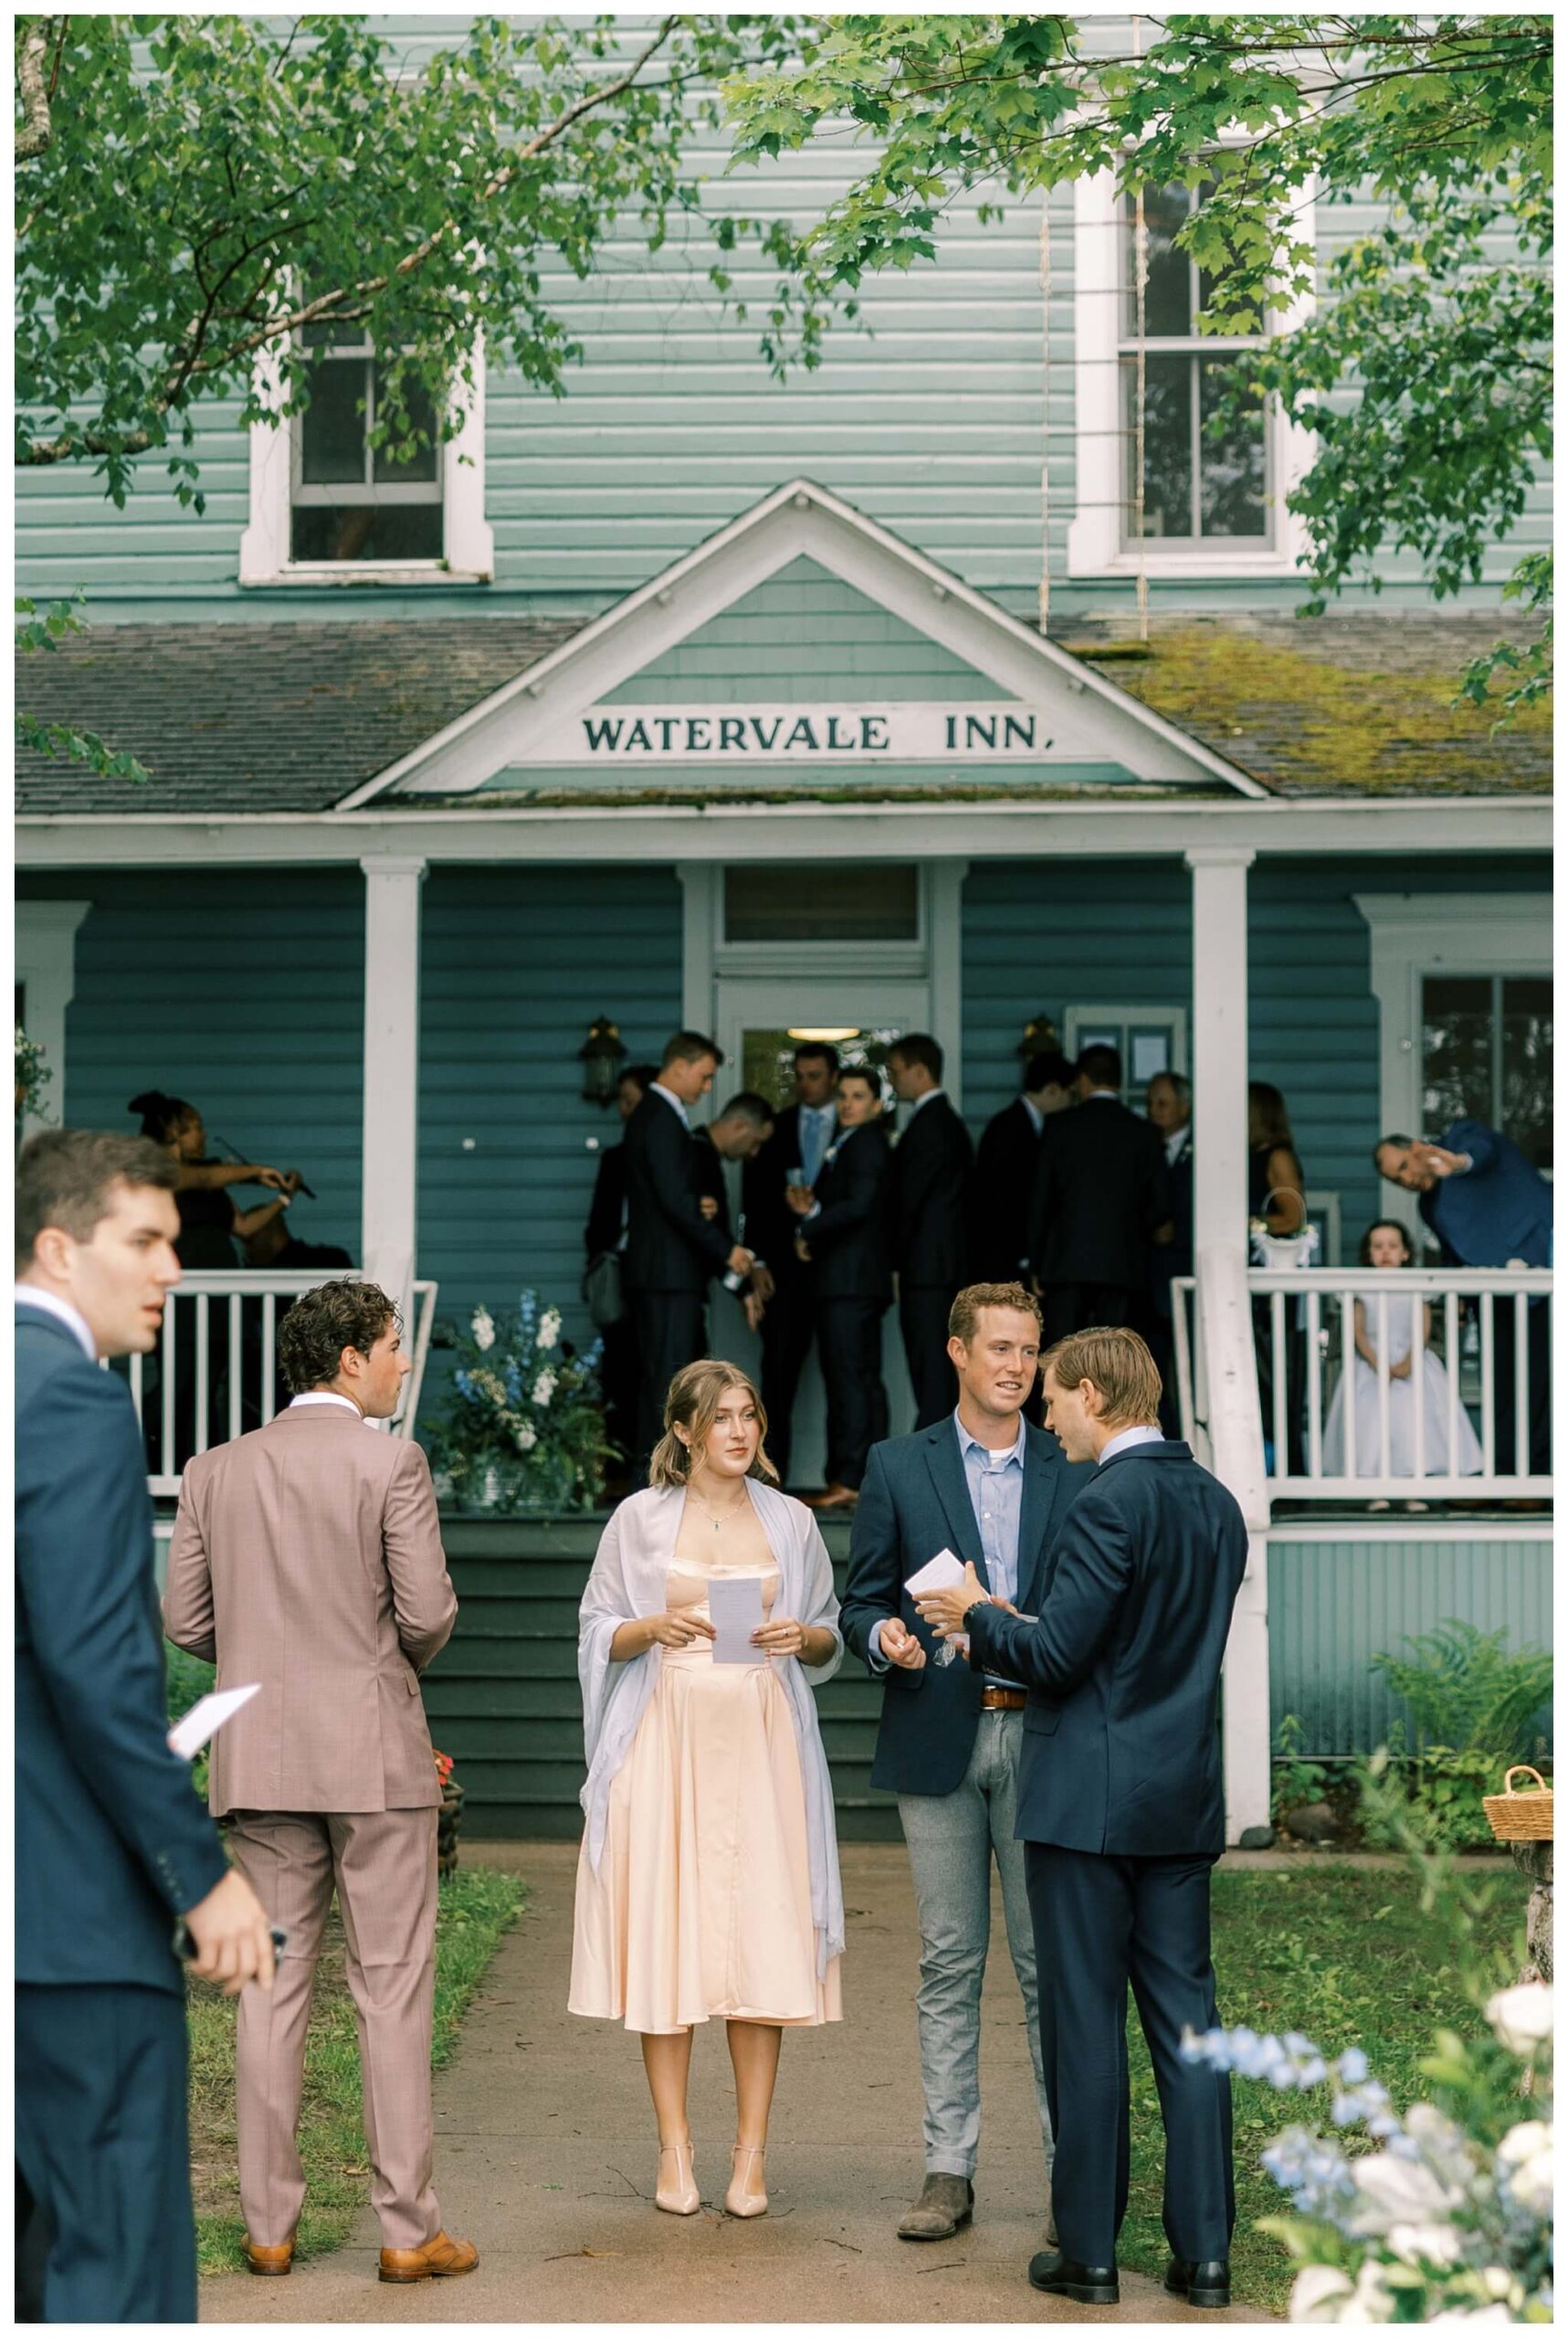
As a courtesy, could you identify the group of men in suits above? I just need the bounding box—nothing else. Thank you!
[589,1027,1198,1498]
[16,1132,475,2322]
[841,1281,1247,2306]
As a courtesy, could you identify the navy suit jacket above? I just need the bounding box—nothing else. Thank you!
[622,1090,732,1295]
[1419,1118,1552,1271]
[16,1304,229,1991]
[967,1439,1247,1857]
[841,1416,1093,1796]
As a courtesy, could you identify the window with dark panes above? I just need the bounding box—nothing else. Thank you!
[724,864,920,944]
[1422,974,1552,1171]
[1121,182,1269,546]
[290,319,444,563]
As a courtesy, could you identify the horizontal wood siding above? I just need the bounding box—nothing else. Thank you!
[16,869,365,1256]
[423,1517,899,1839]
[1268,1534,1553,1757]
[416,863,683,1356]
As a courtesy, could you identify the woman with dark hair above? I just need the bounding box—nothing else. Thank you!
[1247,1081,1309,1475]
[569,1359,844,2221]
[128,1090,300,1267]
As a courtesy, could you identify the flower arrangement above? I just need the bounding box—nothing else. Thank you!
[434,1748,457,1795]
[428,1290,610,1514]
[1181,1985,1553,2322]
[15,1026,52,1122]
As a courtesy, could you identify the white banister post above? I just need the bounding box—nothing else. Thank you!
[1186,845,1271,1842]
[361,857,427,1332]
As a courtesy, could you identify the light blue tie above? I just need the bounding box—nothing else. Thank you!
[801,1108,830,1185]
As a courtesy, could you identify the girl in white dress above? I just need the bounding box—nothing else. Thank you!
[1322,1218,1483,1504]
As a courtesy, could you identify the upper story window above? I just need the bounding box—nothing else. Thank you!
[1121,183,1268,548]
[291,321,444,564]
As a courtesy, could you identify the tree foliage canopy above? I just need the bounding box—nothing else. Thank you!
[725,13,1553,713]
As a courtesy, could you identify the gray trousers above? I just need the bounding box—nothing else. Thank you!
[897,1709,1053,2180]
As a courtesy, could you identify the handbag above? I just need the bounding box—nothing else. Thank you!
[582,1248,626,1330]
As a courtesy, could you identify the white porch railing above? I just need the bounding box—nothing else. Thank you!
[1173,1266,1552,1502]
[107,1272,439,1496]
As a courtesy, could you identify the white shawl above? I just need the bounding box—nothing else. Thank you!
[578,1479,846,1979]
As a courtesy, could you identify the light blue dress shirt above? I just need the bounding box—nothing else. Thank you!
[798,1101,837,1185]
[957,1410,1029,1692]
[1099,1423,1164,1465]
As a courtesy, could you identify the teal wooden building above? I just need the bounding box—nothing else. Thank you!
[16,18,1552,1839]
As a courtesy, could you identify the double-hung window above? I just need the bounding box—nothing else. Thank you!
[1121,182,1268,548]
[290,321,444,564]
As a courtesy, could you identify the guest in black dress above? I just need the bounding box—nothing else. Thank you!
[1247,1082,1309,1477]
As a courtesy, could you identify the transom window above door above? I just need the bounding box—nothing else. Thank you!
[723,863,920,944]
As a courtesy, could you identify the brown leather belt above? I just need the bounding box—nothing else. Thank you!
[979,1687,1027,1711]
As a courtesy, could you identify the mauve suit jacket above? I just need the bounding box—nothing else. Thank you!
[163,1404,458,1816]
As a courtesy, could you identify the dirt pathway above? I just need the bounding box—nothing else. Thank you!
[201,1842,1270,2325]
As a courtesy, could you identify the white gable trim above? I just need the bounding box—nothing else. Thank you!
[336,478,1268,807]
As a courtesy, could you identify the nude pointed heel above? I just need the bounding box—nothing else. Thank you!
[725,2144,769,2218]
[656,2140,700,2215]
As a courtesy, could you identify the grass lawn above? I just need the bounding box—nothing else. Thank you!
[187,1863,524,2275]
[1117,1864,1521,2319]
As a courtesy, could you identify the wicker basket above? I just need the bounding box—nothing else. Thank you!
[1483,1765,1554,1843]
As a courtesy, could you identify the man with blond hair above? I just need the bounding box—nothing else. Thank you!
[917,1326,1247,2312]
[842,1281,1092,2243]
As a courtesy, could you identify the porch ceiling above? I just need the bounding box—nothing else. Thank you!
[14,607,1550,817]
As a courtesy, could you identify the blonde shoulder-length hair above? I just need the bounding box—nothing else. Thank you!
[648,1357,780,1490]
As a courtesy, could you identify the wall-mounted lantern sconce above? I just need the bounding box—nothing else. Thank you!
[1016,1013,1060,1062]
[578,1014,629,1107]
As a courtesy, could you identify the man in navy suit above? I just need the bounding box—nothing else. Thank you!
[918,1325,1247,2310]
[1376,1121,1552,1476]
[841,1283,1092,2241]
[16,1130,277,2324]
[886,1035,976,1427]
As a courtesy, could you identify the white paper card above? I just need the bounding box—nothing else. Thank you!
[905,1547,965,1597]
[708,1574,766,1665]
[167,1682,260,1762]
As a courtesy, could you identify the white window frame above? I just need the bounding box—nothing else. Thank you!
[1354,890,1554,1240]
[239,336,493,588]
[1068,168,1316,579]
[16,900,90,1141]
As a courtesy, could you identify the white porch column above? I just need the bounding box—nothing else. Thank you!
[361,856,426,1317]
[1186,845,1271,1842]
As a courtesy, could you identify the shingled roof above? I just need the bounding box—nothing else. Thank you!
[15,606,1550,816]
[1063,609,1551,797]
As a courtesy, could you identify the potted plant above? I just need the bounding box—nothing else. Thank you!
[435,1748,464,1879]
[427,1290,612,1515]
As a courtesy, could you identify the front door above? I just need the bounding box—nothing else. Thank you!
[712,977,929,1488]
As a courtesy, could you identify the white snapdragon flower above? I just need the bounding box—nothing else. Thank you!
[1290,2266,1355,2322]
[514,1422,538,1452]
[1386,2220,1462,2269]
[532,1369,557,1408]
[470,1305,497,1352]
[1350,2150,1458,2235]
[536,1308,562,1353]
[1485,1982,1552,2054]
[1496,2120,1553,2217]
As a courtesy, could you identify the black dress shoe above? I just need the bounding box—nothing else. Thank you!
[1028,2249,1120,2304]
[1165,2256,1232,2308]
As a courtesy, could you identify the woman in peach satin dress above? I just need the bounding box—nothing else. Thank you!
[569,1360,845,2220]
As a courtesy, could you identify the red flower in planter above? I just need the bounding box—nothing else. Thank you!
[433,1749,457,1789]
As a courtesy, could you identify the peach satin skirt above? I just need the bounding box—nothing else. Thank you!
[569,1647,843,2035]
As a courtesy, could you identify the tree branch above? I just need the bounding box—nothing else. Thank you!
[15,17,57,162]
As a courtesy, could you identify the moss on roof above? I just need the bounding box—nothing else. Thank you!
[1072,616,1552,796]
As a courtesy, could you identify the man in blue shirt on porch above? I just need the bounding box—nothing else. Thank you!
[1375,1120,1552,1480]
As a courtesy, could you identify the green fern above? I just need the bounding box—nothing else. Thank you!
[1370,1620,1552,1760]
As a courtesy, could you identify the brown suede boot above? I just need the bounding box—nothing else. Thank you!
[897,2173,973,2239]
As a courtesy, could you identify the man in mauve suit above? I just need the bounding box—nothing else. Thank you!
[163,1279,476,2287]
[1028,1044,1173,1348]
[622,1030,753,1473]
[742,1041,841,1485]
[842,1283,1092,2242]
[887,1034,976,1427]
[16,1132,275,2325]
[918,1326,1247,2312]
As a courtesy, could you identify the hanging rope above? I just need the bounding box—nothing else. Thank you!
[1131,13,1150,641]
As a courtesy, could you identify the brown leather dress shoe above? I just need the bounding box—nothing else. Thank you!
[244,2238,294,2276]
[378,2230,479,2283]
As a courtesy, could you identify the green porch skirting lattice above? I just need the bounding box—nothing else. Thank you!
[426,1517,1553,1839]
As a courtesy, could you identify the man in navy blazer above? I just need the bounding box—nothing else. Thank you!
[16,1131,276,2323]
[919,1324,1247,2310]
[1376,1120,1552,1475]
[841,1282,1092,2241]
